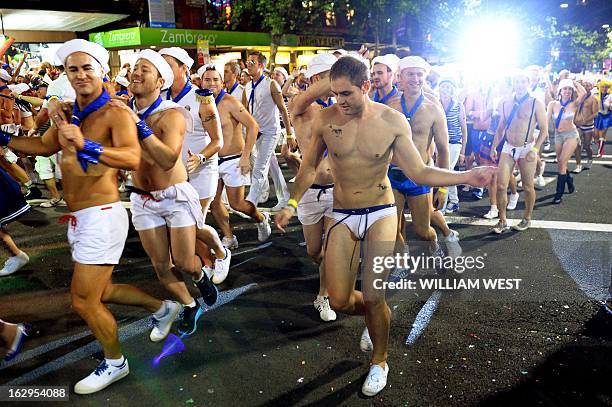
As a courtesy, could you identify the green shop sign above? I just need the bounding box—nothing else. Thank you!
[90,27,272,48]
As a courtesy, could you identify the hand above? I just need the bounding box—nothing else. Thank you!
[433,189,446,211]
[358,45,369,58]
[490,149,498,162]
[186,149,202,173]
[274,206,295,233]
[27,128,37,137]
[48,99,72,126]
[238,155,251,175]
[109,99,140,123]
[286,136,298,150]
[290,68,300,79]
[458,153,465,166]
[467,166,496,187]
[57,123,84,150]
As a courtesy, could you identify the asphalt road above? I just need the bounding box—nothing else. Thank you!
[1,141,611,406]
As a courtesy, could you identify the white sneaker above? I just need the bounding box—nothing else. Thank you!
[0,251,29,277]
[222,235,239,249]
[539,160,546,177]
[202,265,214,280]
[360,327,373,352]
[483,207,499,219]
[572,165,583,174]
[212,247,231,284]
[40,198,66,208]
[507,193,519,210]
[149,301,182,342]
[461,185,471,192]
[313,296,336,322]
[74,358,130,395]
[442,230,462,258]
[118,182,126,193]
[288,177,296,183]
[362,363,389,396]
[257,212,272,241]
[534,175,546,189]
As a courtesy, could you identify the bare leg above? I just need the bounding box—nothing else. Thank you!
[303,219,326,295]
[43,178,61,200]
[210,181,233,239]
[226,186,264,221]
[406,193,437,242]
[496,154,514,224]
[517,157,537,220]
[392,189,406,249]
[0,228,21,256]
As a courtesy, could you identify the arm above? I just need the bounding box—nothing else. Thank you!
[281,76,295,98]
[275,111,327,231]
[532,100,548,151]
[11,54,27,82]
[242,89,249,111]
[574,81,586,100]
[140,109,185,171]
[289,77,330,116]
[228,98,259,173]
[270,80,293,135]
[14,94,44,108]
[432,105,449,170]
[393,113,493,188]
[586,97,599,123]
[491,101,506,154]
[197,99,223,159]
[5,124,61,156]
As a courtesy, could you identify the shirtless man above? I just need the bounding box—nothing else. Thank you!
[389,57,459,252]
[203,66,272,283]
[276,56,493,396]
[113,50,220,338]
[288,53,338,322]
[159,48,231,285]
[573,79,598,171]
[490,70,548,232]
[4,39,179,394]
[224,61,244,102]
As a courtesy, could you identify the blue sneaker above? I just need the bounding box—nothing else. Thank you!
[4,323,30,362]
[178,305,204,336]
[472,188,483,200]
[445,202,459,213]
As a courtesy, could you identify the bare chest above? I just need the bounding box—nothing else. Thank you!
[323,121,392,163]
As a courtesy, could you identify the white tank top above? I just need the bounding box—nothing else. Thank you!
[244,76,280,135]
[164,86,218,166]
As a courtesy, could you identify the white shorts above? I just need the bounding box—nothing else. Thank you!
[130,182,204,231]
[501,142,535,162]
[2,148,18,164]
[35,154,62,180]
[65,201,128,265]
[298,184,334,226]
[188,160,219,200]
[219,154,250,188]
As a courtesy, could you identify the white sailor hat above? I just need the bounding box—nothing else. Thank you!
[8,83,30,94]
[372,54,399,73]
[305,53,337,79]
[55,39,110,74]
[398,56,431,74]
[273,66,289,79]
[137,49,174,90]
[558,79,576,91]
[197,64,223,81]
[158,47,194,70]
[0,69,11,82]
[115,75,130,87]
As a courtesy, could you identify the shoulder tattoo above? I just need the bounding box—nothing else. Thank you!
[203,113,217,123]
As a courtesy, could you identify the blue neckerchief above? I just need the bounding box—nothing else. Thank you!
[400,91,424,123]
[116,90,129,96]
[167,79,192,103]
[374,86,398,105]
[0,85,8,92]
[504,93,530,132]
[71,89,111,126]
[555,97,571,129]
[130,96,163,120]
[215,89,226,106]
[315,98,334,108]
[248,75,265,113]
[228,82,239,95]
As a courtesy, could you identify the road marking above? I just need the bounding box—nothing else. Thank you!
[542,159,611,165]
[405,290,442,346]
[2,283,257,385]
[405,214,612,233]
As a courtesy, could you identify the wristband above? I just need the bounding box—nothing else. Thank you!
[0,130,11,146]
[136,120,154,140]
[438,187,448,194]
[531,146,539,153]
[287,198,298,209]
[286,133,296,140]
[77,139,104,172]
[197,154,207,164]
[47,95,63,103]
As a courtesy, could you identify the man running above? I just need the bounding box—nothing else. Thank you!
[202,66,272,282]
[573,79,598,171]
[288,53,338,322]
[490,70,548,232]
[5,39,180,394]
[113,49,222,337]
[276,56,493,396]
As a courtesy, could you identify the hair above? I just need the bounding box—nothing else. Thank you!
[225,61,241,77]
[204,65,221,79]
[167,55,185,68]
[558,86,577,102]
[249,51,266,66]
[330,56,370,87]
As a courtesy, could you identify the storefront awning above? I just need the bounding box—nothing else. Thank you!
[0,9,129,32]
[89,27,344,51]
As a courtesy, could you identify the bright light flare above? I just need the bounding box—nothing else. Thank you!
[152,334,186,367]
[458,19,520,82]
